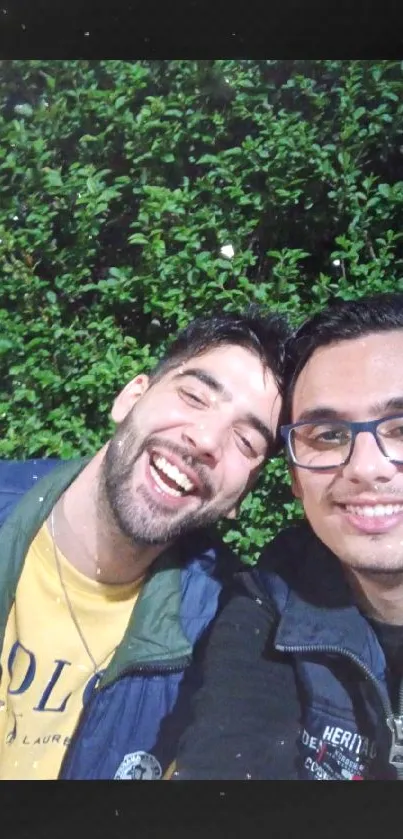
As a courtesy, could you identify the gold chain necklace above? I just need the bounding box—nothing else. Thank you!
[50,509,98,675]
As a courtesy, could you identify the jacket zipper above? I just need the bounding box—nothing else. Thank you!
[98,654,192,689]
[276,641,403,779]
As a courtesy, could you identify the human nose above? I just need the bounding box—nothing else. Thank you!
[342,430,397,483]
[181,416,226,464]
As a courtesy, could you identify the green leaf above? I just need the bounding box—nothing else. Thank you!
[197,154,218,164]
[128,233,149,245]
[378,183,391,199]
[44,169,63,188]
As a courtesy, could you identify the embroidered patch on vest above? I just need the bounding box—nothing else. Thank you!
[114,751,162,780]
[300,725,376,780]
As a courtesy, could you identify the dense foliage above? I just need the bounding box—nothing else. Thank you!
[1,60,402,561]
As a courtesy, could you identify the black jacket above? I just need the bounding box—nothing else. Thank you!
[174,573,301,779]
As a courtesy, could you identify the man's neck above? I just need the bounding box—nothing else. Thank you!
[345,567,403,626]
[48,446,168,584]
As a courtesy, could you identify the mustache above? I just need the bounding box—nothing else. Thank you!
[130,435,215,498]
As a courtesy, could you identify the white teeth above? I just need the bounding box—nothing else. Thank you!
[345,504,403,518]
[149,463,182,497]
[152,455,194,492]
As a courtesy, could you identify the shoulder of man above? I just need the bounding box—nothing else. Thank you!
[0,458,63,526]
[231,521,318,609]
[239,519,347,612]
[177,526,243,586]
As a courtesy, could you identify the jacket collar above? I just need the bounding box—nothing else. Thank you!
[0,459,193,679]
[271,525,381,668]
[0,458,87,640]
[100,549,193,686]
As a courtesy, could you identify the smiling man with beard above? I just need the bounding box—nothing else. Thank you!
[0,306,288,780]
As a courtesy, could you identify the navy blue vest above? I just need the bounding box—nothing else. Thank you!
[253,524,398,780]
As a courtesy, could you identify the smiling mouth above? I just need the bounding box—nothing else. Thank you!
[149,453,196,498]
[342,504,403,518]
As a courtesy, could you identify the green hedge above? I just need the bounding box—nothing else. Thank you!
[1,60,403,562]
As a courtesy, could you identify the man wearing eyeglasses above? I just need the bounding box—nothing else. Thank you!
[173,292,403,781]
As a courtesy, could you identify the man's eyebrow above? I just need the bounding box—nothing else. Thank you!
[297,397,403,424]
[375,397,403,415]
[172,368,229,398]
[296,407,344,423]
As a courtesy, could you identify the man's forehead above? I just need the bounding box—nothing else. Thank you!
[292,330,403,415]
[297,331,403,379]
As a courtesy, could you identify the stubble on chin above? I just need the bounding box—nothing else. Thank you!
[340,542,403,580]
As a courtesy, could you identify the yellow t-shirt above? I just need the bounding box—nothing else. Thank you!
[0,522,142,780]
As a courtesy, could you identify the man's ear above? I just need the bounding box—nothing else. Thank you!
[111,375,150,423]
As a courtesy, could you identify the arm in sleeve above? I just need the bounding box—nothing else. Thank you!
[173,580,301,779]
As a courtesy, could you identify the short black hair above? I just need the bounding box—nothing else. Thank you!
[284,292,403,423]
[149,305,291,455]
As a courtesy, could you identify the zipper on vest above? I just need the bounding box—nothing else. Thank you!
[128,657,191,675]
[97,654,192,691]
[276,641,403,778]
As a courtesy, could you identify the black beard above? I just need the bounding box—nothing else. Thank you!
[101,417,218,546]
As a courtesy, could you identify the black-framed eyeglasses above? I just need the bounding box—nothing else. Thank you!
[280,415,403,471]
